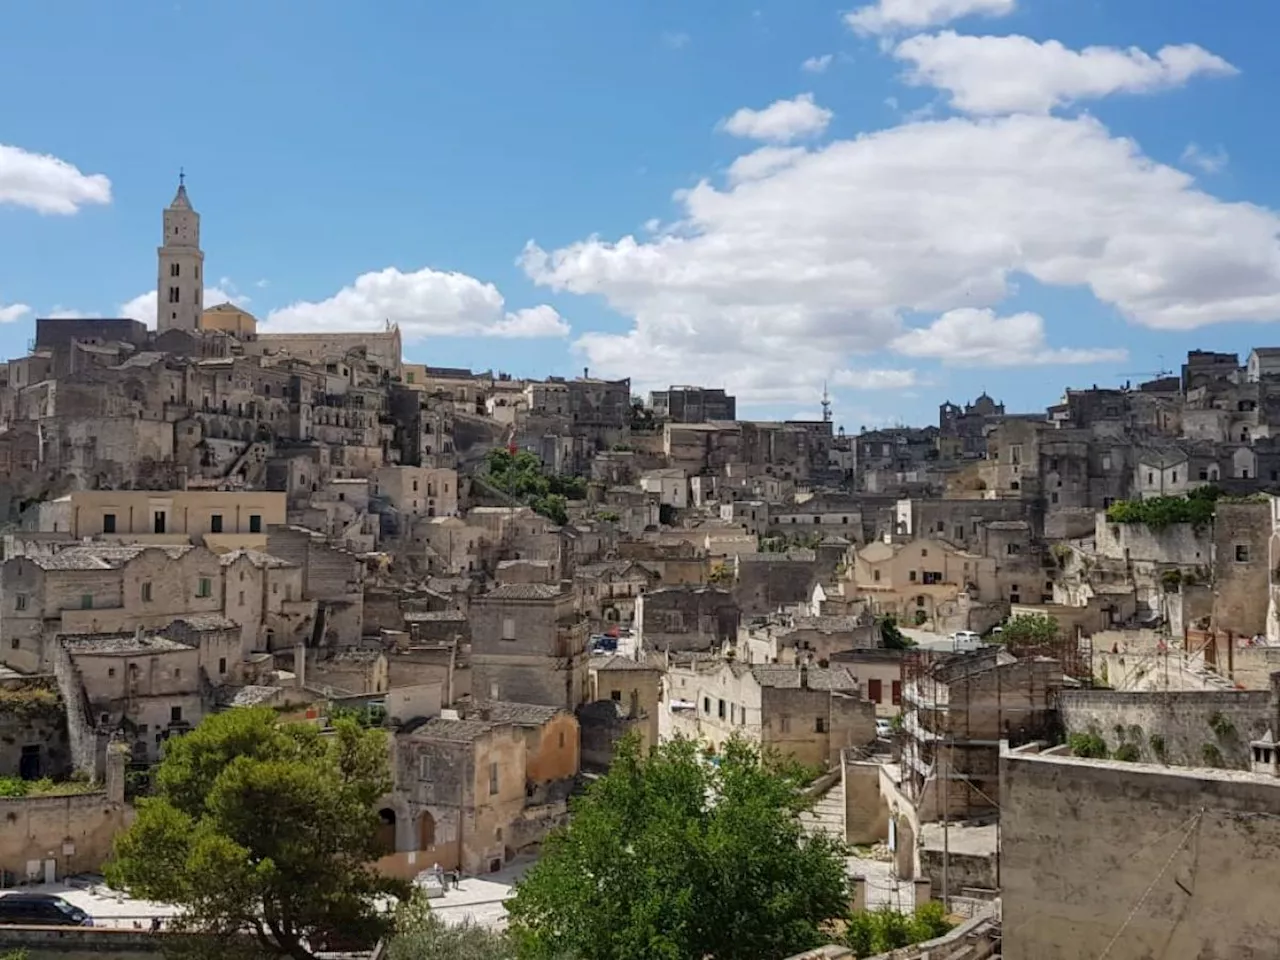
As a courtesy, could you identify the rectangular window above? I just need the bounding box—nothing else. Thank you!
[153,510,167,534]
[718,699,726,719]
[501,617,516,640]
[210,514,223,533]
[197,577,212,598]
[419,755,432,780]
[168,286,180,303]
[891,680,902,705]
[868,678,883,703]
[909,570,917,582]
[238,591,245,606]
[170,263,180,277]
[703,697,711,714]
[489,761,499,796]
[815,717,826,733]
[141,582,152,603]
[171,706,183,724]
[249,514,262,534]
[14,594,27,611]
[80,594,93,610]
[610,690,622,702]
[779,715,791,734]
[102,513,116,534]
[873,569,880,582]
[1236,544,1250,563]
[218,657,227,674]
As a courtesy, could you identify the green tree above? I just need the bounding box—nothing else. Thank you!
[879,616,916,651]
[386,896,519,960]
[999,613,1059,648]
[107,708,402,960]
[506,736,848,960]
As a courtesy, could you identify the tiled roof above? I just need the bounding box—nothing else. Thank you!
[750,664,860,691]
[223,685,282,707]
[465,700,564,726]
[62,632,191,655]
[482,583,562,601]
[591,654,660,672]
[410,717,497,742]
[28,543,194,571]
[219,548,296,569]
[171,614,240,632]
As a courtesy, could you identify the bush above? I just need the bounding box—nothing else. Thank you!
[842,904,954,955]
[1209,712,1236,739]
[1113,743,1140,762]
[1201,743,1224,767]
[1149,734,1166,761]
[1105,489,1219,529]
[1068,732,1108,759]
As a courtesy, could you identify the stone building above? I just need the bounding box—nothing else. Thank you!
[587,654,663,752]
[650,386,736,423]
[156,178,205,335]
[635,585,740,653]
[666,661,876,769]
[902,649,1062,821]
[470,583,589,709]
[573,559,659,630]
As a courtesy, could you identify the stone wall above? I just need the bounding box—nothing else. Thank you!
[842,757,888,845]
[1094,516,1211,565]
[1001,746,1280,960]
[1059,688,1273,768]
[0,789,128,881]
[1212,501,1270,638]
[0,680,70,780]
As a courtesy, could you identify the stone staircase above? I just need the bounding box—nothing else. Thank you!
[800,778,845,843]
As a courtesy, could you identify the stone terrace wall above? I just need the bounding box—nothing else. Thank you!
[1002,747,1280,960]
[1059,688,1273,768]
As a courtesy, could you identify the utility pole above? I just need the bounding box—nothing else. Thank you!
[941,738,950,912]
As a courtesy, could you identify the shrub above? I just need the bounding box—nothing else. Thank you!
[1113,743,1140,762]
[1149,734,1167,761]
[1209,712,1236,739]
[1068,732,1108,759]
[1201,743,1224,768]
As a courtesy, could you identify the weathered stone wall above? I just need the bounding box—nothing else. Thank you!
[0,681,70,780]
[843,757,888,845]
[0,790,128,880]
[1212,501,1270,638]
[1059,688,1272,768]
[1001,747,1280,960]
[1094,516,1211,565]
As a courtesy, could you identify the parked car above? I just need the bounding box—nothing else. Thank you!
[951,630,982,652]
[875,718,893,739]
[0,892,93,926]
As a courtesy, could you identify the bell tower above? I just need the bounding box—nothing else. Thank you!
[156,171,204,333]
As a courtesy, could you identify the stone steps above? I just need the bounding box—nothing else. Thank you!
[800,780,845,843]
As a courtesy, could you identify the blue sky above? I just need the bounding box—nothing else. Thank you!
[2,0,1279,432]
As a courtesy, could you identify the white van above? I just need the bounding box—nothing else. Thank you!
[951,630,982,652]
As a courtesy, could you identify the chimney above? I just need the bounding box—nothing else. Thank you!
[800,663,809,690]
[294,643,307,689]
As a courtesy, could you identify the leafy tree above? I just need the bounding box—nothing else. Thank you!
[484,450,585,526]
[107,708,403,960]
[506,736,848,960]
[999,613,1060,648]
[879,615,916,651]
[385,896,519,960]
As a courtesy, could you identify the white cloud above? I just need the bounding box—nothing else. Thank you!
[0,143,111,215]
[119,286,246,329]
[44,307,100,320]
[895,33,1237,115]
[891,308,1127,367]
[662,31,690,50]
[0,302,30,325]
[832,368,920,390]
[261,266,569,342]
[727,146,808,184]
[718,94,833,144]
[1182,143,1229,175]
[522,111,1280,402]
[846,0,1015,36]
[802,54,834,74]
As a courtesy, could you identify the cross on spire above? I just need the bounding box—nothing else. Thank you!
[179,167,185,187]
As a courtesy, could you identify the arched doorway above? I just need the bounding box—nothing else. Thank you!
[417,811,436,851]
[376,808,397,855]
